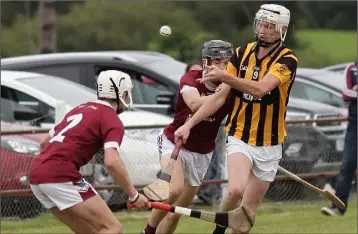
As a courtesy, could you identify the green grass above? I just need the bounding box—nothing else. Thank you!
[296,29,356,67]
[2,195,357,233]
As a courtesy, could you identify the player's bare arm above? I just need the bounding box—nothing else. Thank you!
[104,148,137,196]
[40,134,51,151]
[174,84,230,143]
[202,65,281,98]
[104,148,148,208]
[182,88,211,113]
[187,83,230,128]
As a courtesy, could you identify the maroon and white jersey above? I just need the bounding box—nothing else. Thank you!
[164,70,230,154]
[29,100,124,184]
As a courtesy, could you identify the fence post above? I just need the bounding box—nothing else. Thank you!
[55,100,67,123]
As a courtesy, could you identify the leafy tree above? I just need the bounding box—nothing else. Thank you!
[2,1,355,65]
[1,14,40,57]
[57,1,214,62]
[1,1,214,62]
[1,1,38,27]
[174,1,302,49]
[1,1,84,27]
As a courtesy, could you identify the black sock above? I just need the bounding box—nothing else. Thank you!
[144,223,157,234]
[213,224,227,234]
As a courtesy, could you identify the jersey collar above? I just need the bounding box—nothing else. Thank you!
[92,99,112,108]
[252,41,282,59]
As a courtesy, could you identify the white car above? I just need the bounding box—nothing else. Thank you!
[1,70,173,204]
[288,68,347,117]
[322,62,353,74]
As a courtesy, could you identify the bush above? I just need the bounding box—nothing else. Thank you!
[1,1,214,62]
[295,48,334,68]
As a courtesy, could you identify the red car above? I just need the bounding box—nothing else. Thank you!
[1,121,47,219]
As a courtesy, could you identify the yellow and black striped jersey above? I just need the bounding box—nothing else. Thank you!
[225,42,298,146]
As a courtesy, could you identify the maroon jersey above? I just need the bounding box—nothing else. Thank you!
[29,100,124,184]
[164,70,229,154]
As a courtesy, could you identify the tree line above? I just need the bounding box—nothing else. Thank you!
[1,1,356,65]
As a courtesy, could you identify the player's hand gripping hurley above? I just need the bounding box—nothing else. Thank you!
[278,166,345,209]
[143,139,183,201]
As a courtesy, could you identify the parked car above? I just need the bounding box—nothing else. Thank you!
[1,52,349,118]
[322,62,354,74]
[293,68,347,117]
[1,53,347,201]
[1,121,45,219]
[1,70,173,215]
[0,54,346,156]
[1,51,186,116]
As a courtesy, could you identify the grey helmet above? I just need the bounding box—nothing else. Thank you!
[202,40,234,60]
[201,40,233,90]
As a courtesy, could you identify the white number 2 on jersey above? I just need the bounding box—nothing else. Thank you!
[49,113,83,143]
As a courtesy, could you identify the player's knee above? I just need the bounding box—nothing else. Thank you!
[228,186,244,200]
[115,224,124,234]
[168,188,182,203]
[165,212,181,223]
[106,222,123,234]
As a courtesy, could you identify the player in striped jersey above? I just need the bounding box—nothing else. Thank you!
[175,4,297,233]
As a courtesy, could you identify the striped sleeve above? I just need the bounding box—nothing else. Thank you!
[269,54,298,84]
[225,47,240,76]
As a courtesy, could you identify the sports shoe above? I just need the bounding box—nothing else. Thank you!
[141,224,157,234]
[321,207,344,216]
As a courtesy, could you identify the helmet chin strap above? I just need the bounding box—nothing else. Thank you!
[109,78,122,114]
[256,36,281,48]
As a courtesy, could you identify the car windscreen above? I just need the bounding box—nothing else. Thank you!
[142,59,187,82]
[304,72,345,91]
[18,76,97,106]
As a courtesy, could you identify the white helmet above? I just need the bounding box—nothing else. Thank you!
[254,4,290,46]
[97,70,133,108]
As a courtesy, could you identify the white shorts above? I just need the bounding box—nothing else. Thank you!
[158,132,213,186]
[226,136,282,182]
[30,178,98,211]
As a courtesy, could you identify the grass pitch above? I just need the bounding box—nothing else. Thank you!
[2,195,356,233]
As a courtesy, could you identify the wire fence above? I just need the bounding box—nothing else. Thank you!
[1,117,354,220]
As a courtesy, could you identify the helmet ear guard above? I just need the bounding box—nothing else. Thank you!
[108,77,122,114]
[109,77,133,114]
[119,89,133,108]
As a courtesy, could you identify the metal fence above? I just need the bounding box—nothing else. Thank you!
[1,117,353,219]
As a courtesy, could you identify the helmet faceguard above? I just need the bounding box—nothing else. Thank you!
[254,4,290,48]
[201,40,234,89]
